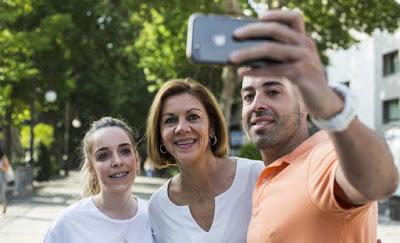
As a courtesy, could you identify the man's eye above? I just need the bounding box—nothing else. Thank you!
[267,89,280,96]
[242,93,254,102]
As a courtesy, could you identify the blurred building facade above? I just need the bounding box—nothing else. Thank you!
[326,30,400,196]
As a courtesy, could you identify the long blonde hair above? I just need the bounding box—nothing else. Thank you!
[80,117,140,198]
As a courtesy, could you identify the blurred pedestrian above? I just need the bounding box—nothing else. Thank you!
[146,78,264,243]
[144,157,154,177]
[229,9,399,242]
[44,117,153,243]
[0,145,10,214]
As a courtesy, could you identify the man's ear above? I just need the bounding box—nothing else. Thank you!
[306,113,320,135]
[290,84,309,116]
[291,85,307,112]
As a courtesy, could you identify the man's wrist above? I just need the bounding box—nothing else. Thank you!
[310,82,356,132]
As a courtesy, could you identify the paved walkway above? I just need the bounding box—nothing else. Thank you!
[378,215,400,243]
[0,171,166,243]
[0,171,399,243]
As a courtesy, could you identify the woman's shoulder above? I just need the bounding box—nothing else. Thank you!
[54,197,92,222]
[233,157,264,171]
[135,198,152,221]
[136,197,149,213]
[148,178,170,203]
[148,178,176,217]
[46,197,92,236]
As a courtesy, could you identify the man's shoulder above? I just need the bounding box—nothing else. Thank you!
[303,131,336,162]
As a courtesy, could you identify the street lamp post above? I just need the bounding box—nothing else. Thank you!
[63,100,70,176]
[28,82,58,164]
[29,79,37,165]
[45,90,59,171]
[29,101,35,164]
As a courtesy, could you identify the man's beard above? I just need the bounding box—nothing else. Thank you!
[247,106,302,150]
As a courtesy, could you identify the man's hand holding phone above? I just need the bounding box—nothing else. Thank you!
[229,10,324,84]
[229,10,343,119]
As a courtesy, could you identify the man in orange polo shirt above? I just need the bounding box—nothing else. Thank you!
[229,10,399,242]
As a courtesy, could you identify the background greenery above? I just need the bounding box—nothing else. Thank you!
[0,0,399,178]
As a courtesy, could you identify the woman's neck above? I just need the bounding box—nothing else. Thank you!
[175,154,234,196]
[93,191,137,219]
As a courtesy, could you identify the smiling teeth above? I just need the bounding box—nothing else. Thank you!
[109,172,128,178]
[252,120,273,126]
[176,139,195,145]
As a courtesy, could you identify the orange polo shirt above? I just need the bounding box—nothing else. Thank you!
[247,131,377,243]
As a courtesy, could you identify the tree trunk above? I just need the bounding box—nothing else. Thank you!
[63,100,70,176]
[267,0,284,9]
[219,0,285,126]
[4,104,12,161]
[220,0,242,126]
[220,67,240,127]
[224,0,241,14]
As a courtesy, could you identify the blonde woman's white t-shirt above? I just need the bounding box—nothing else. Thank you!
[44,197,154,243]
[148,157,264,243]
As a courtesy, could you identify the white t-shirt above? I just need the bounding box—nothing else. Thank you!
[148,157,264,243]
[44,197,154,243]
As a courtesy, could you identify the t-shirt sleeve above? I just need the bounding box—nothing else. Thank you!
[307,143,373,222]
[148,184,167,242]
[245,158,265,180]
[43,224,63,243]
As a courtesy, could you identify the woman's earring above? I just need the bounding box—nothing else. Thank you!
[159,144,168,154]
[209,135,218,146]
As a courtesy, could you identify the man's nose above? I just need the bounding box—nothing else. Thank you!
[251,93,267,112]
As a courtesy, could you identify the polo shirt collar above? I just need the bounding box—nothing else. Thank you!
[271,131,330,166]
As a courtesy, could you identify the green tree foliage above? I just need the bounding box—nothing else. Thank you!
[280,0,400,62]
[134,0,225,92]
[133,0,400,125]
[0,0,399,170]
[0,0,156,168]
[20,123,54,149]
[239,142,262,160]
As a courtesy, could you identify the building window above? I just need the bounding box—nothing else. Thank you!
[383,50,399,76]
[383,98,400,123]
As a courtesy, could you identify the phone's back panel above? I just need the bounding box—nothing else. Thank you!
[187,14,264,65]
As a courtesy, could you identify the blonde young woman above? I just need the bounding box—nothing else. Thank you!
[45,117,153,243]
[146,78,264,243]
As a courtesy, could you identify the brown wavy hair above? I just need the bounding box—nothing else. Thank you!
[146,78,228,168]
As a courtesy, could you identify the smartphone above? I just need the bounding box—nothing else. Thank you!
[186,13,272,66]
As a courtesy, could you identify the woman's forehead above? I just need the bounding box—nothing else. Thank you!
[90,127,132,150]
[162,93,205,112]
